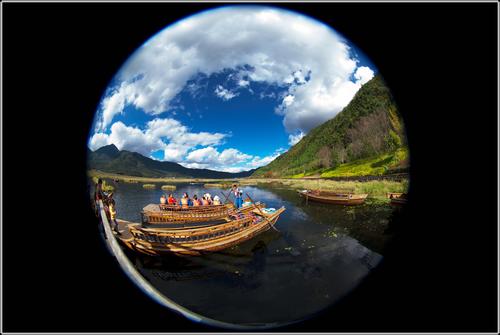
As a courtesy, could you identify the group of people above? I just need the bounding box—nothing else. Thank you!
[158,184,245,209]
[160,192,222,207]
[94,177,247,235]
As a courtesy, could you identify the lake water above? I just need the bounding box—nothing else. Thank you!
[106,181,399,327]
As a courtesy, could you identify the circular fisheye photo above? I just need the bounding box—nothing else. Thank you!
[87,5,409,329]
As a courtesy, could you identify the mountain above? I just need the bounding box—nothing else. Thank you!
[252,75,408,178]
[87,144,256,179]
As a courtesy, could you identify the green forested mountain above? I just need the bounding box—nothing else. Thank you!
[87,144,256,179]
[253,75,408,178]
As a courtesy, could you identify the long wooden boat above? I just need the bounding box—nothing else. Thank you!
[387,192,408,205]
[115,206,286,256]
[142,202,265,224]
[298,189,368,205]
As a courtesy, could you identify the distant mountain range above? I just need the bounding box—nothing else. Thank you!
[87,144,256,179]
[252,75,408,177]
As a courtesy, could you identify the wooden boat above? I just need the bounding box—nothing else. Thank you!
[387,192,408,205]
[115,206,286,256]
[142,202,265,224]
[298,189,368,205]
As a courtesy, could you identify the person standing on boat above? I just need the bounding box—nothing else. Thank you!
[201,195,209,206]
[231,184,243,208]
[213,195,221,205]
[192,195,201,206]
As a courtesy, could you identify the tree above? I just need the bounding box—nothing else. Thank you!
[346,108,392,159]
[318,146,332,168]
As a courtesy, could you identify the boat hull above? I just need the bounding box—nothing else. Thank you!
[387,192,408,205]
[116,207,285,256]
[298,190,367,205]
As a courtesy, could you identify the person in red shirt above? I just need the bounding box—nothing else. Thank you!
[167,193,177,205]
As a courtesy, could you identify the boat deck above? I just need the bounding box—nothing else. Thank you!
[116,217,232,235]
[143,204,162,212]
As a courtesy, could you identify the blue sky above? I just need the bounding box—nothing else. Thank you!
[88,6,377,172]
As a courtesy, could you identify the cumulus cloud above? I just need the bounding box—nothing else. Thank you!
[214,85,238,100]
[184,146,252,170]
[88,118,226,161]
[238,79,250,87]
[95,6,375,134]
[88,117,282,172]
[182,147,282,172]
[354,66,375,85]
[288,131,305,146]
[248,148,286,168]
[89,121,164,156]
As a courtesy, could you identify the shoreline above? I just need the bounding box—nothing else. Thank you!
[88,170,409,199]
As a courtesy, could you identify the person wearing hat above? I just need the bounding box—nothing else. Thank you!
[231,184,243,208]
[213,195,221,205]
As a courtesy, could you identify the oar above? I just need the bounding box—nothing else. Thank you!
[220,189,233,205]
[245,193,279,232]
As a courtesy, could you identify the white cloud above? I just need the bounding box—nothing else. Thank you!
[248,148,285,168]
[354,66,375,85]
[288,131,305,146]
[90,121,165,156]
[88,132,112,151]
[185,146,253,171]
[186,146,220,163]
[283,94,295,107]
[214,85,238,100]
[95,6,375,134]
[218,148,252,164]
[88,118,270,172]
[238,79,250,87]
[88,118,227,161]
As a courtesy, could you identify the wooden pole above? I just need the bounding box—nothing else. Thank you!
[221,189,233,205]
[245,193,279,232]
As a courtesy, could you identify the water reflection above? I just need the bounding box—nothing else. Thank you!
[104,181,396,326]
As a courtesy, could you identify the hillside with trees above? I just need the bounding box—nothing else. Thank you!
[252,75,409,178]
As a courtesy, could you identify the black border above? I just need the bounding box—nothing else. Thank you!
[3,2,498,332]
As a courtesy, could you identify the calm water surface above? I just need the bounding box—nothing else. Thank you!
[107,181,398,326]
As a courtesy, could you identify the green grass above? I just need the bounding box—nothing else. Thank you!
[142,184,156,189]
[320,147,409,177]
[161,185,177,190]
